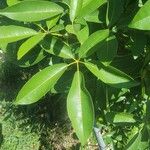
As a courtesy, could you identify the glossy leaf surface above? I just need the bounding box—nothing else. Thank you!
[41,36,74,59]
[15,63,68,105]
[84,62,139,88]
[79,29,109,58]
[78,0,106,18]
[67,71,94,145]
[70,0,83,22]
[0,1,63,22]
[17,33,45,60]
[129,0,150,30]
[0,25,37,43]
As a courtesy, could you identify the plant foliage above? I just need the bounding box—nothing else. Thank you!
[0,0,150,148]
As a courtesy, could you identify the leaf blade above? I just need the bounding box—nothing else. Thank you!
[0,1,63,22]
[129,0,150,30]
[15,63,68,105]
[67,71,94,145]
[84,62,139,88]
[78,0,106,18]
[17,33,45,60]
[78,29,109,58]
[41,36,74,59]
[0,25,37,43]
[70,0,83,22]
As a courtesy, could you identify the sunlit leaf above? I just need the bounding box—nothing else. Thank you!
[67,71,94,145]
[0,25,37,43]
[17,33,45,60]
[129,0,150,30]
[15,63,68,105]
[0,1,63,22]
[78,29,109,58]
[70,0,83,22]
[84,62,139,88]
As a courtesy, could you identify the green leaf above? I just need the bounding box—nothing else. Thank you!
[46,15,60,30]
[50,24,64,33]
[7,0,19,6]
[70,0,83,22]
[0,1,63,22]
[66,19,89,44]
[67,71,94,145]
[82,0,91,7]
[78,29,109,58]
[84,62,139,88]
[0,25,37,44]
[97,35,118,65]
[129,0,150,30]
[106,0,124,27]
[84,10,101,23]
[41,36,74,59]
[78,0,106,18]
[127,32,146,56]
[18,49,46,68]
[106,112,136,124]
[125,126,149,150]
[15,63,68,105]
[17,33,45,60]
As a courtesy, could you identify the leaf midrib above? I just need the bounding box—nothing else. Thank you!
[18,65,67,102]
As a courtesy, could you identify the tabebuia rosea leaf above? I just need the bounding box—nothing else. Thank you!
[0,25,37,44]
[41,36,74,59]
[78,0,106,18]
[106,0,124,27]
[17,33,46,60]
[67,70,94,145]
[0,1,63,22]
[97,35,118,65]
[84,62,139,88]
[129,0,150,30]
[78,29,109,58]
[70,0,83,22]
[15,63,68,105]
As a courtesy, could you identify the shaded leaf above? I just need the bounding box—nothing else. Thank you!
[106,0,124,27]
[18,49,46,68]
[15,63,68,105]
[67,71,94,145]
[97,35,118,65]
[41,36,74,59]
[0,1,63,22]
[125,126,149,150]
